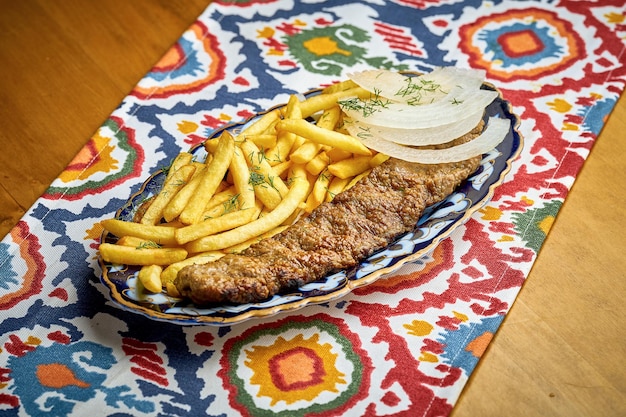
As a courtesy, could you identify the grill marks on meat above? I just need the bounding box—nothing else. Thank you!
[175,133,483,305]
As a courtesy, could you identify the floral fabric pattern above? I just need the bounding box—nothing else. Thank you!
[1,1,625,416]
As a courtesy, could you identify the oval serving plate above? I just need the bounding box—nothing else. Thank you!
[98,82,522,326]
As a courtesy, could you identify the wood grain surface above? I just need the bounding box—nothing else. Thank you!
[1,2,624,415]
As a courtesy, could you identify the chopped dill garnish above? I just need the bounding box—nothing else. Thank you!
[319,170,330,182]
[338,89,391,118]
[160,159,174,177]
[169,179,187,187]
[257,148,269,164]
[396,77,446,105]
[266,175,279,192]
[249,171,266,187]
[136,241,161,250]
[247,148,269,165]
[286,176,297,187]
[222,194,241,214]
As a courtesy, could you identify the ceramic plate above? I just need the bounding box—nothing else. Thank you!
[99,83,522,326]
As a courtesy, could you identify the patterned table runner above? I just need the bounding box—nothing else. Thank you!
[2,1,625,416]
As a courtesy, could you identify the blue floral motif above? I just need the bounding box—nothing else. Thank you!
[579,96,616,136]
[479,22,562,66]
[0,243,18,290]
[8,341,154,416]
[146,37,204,82]
[438,315,505,375]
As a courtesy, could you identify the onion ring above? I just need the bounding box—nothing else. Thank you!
[346,67,486,105]
[349,117,510,164]
[344,108,484,146]
[341,89,497,129]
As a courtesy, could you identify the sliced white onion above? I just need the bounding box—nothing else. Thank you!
[352,117,510,164]
[347,67,486,105]
[342,89,498,129]
[339,67,508,163]
[345,108,484,146]
[346,69,412,101]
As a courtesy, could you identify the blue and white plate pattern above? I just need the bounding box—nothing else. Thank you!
[99,83,522,326]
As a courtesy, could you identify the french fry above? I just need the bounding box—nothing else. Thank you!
[175,147,261,244]
[316,105,341,130]
[99,243,187,266]
[140,164,196,225]
[266,131,295,165]
[224,225,289,253]
[369,152,390,167]
[305,151,330,176]
[190,161,207,171]
[240,140,288,210]
[290,134,306,154]
[185,175,309,252]
[202,194,239,219]
[175,201,262,244]
[116,235,157,248]
[283,164,311,224]
[166,152,194,178]
[325,176,351,202]
[248,170,283,210]
[328,155,373,179]
[179,131,235,225]
[289,140,322,164]
[277,118,371,155]
[165,282,181,297]
[138,265,163,293]
[289,163,313,190]
[204,138,220,154]
[201,185,238,216]
[304,170,332,212]
[298,87,370,118]
[272,160,292,178]
[254,183,282,211]
[101,219,178,246]
[238,108,281,137]
[162,165,207,222]
[326,147,352,162]
[288,105,338,165]
[230,146,256,211]
[322,79,359,94]
[159,219,185,228]
[345,169,371,191]
[283,94,302,119]
[241,134,277,149]
[267,95,302,164]
[160,251,224,286]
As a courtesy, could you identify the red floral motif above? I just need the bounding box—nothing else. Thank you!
[48,288,68,301]
[122,338,169,387]
[131,21,226,99]
[194,332,215,347]
[48,331,70,345]
[4,335,37,357]
[0,222,45,310]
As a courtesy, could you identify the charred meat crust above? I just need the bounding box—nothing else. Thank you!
[175,127,483,305]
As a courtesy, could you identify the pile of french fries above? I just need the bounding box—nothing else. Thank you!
[99,80,389,296]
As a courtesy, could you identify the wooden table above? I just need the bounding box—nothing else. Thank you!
[2,2,624,415]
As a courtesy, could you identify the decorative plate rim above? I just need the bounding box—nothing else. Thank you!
[98,81,523,326]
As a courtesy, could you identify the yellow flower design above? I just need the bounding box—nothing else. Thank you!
[59,132,118,183]
[245,333,346,406]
